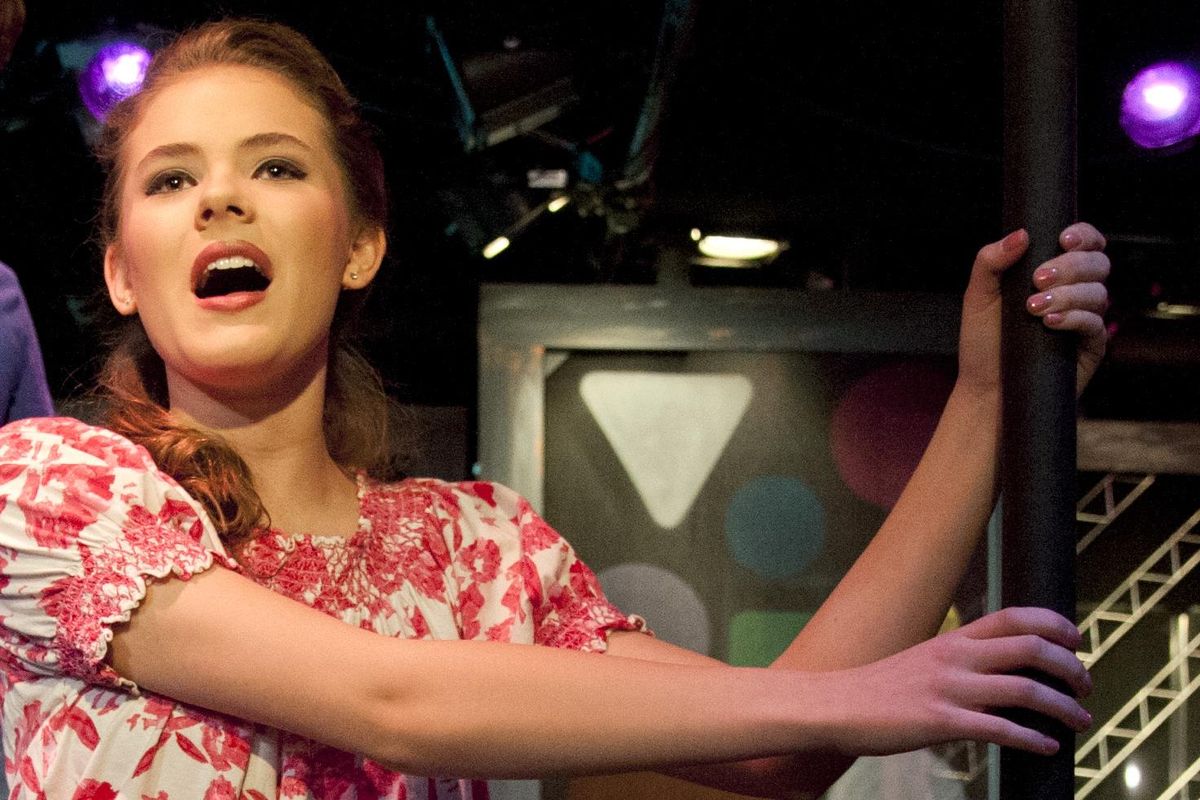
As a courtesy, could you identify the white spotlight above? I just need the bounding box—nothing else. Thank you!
[482,236,511,259]
[697,235,781,261]
[1124,762,1141,790]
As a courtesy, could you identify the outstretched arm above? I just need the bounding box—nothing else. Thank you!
[110,566,1089,784]
[608,223,1109,796]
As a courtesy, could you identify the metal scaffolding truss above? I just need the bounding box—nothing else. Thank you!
[1071,472,1200,799]
[1076,507,1200,668]
[1074,628,1200,797]
[1156,754,1200,800]
[1076,473,1156,555]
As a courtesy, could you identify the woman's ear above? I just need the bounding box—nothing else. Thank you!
[103,245,138,315]
[342,225,387,289]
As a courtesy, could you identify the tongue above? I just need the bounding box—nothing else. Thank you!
[196,267,270,299]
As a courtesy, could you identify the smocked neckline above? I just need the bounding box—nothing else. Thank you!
[252,471,371,546]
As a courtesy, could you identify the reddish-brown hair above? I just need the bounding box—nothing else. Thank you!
[94,19,397,545]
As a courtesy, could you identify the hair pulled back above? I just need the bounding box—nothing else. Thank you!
[94,18,396,546]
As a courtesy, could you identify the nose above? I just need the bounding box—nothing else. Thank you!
[195,173,253,228]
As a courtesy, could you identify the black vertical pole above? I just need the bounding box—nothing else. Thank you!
[1001,1,1078,798]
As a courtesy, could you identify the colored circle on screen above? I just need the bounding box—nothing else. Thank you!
[596,563,711,655]
[725,476,825,580]
[728,609,814,667]
[829,361,954,509]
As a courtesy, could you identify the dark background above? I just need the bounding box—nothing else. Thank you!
[1,0,1198,437]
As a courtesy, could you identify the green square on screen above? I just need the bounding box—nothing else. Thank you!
[728,610,813,666]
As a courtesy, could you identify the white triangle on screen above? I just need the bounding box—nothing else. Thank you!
[579,371,753,529]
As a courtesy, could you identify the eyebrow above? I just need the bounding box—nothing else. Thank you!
[134,132,314,172]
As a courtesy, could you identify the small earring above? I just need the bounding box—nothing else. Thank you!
[349,271,359,281]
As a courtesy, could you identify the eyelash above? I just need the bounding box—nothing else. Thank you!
[255,159,307,181]
[142,159,307,196]
[144,170,194,195]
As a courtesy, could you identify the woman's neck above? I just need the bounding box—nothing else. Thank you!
[165,361,359,537]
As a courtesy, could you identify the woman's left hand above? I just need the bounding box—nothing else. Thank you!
[958,222,1110,398]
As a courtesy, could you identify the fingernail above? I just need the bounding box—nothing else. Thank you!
[1027,292,1053,312]
[1062,230,1080,248]
[1033,266,1057,287]
[1002,229,1028,252]
[1044,312,1064,326]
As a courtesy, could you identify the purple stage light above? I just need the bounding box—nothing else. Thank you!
[78,42,152,121]
[1120,61,1200,149]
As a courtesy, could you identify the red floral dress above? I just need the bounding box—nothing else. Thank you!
[0,417,646,799]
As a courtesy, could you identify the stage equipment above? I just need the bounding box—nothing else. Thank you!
[426,1,696,273]
[695,234,783,262]
[1000,0,1077,798]
[1120,61,1200,149]
[481,236,511,260]
[76,41,150,122]
[478,194,571,259]
[426,15,577,154]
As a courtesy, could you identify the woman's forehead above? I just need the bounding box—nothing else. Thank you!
[124,64,332,163]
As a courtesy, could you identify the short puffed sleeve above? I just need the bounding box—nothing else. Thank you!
[0,417,235,690]
[432,480,649,652]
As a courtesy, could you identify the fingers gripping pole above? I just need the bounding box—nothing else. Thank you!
[1000,1,1078,798]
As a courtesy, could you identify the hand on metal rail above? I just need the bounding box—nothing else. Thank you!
[958,222,1110,398]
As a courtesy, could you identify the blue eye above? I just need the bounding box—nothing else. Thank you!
[145,170,194,195]
[256,159,307,180]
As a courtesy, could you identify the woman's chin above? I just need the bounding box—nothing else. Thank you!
[163,339,329,404]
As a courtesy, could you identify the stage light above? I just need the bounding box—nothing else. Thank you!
[77,41,151,122]
[1120,61,1200,149]
[528,169,569,190]
[482,236,511,259]
[1123,762,1141,790]
[697,235,782,262]
[476,194,574,259]
[1153,301,1200,318]
[426,16,577,153]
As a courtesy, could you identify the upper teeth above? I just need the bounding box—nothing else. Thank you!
[205,256,261,273]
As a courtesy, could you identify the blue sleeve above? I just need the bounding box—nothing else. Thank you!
[0,263,54,424]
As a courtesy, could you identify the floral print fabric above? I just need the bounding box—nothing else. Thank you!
[0,417,644,799]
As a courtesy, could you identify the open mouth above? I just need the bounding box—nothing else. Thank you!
[194,256,271,299]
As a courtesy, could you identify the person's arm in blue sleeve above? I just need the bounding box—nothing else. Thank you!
[0,262,54,424]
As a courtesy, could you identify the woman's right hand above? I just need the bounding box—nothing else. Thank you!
[823,606,1092,757]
